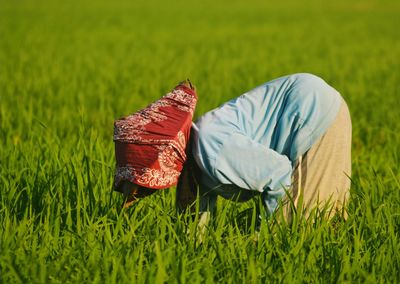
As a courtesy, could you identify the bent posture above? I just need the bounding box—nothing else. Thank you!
[177,73,352,221]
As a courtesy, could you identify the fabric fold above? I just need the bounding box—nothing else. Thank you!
[114,84,198,190]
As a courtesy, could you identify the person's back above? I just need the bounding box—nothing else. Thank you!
[192,73,341,190]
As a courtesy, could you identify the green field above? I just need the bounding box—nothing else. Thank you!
[1,0,400,282]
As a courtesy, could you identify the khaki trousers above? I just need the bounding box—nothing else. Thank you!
[282,100,352,220]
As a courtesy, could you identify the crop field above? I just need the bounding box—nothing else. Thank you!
[1,0,400,282]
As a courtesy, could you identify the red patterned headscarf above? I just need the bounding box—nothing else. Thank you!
[114,84,197,190]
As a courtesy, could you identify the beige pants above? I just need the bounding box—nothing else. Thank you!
[282,100,352,220]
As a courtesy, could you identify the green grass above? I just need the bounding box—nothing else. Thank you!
[1,0,400,282]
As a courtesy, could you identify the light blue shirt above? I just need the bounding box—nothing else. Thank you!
[191,73,343,214]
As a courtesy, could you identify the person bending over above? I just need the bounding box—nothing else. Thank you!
[177,73,352,222]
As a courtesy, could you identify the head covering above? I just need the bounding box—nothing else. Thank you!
[114,83,197,190]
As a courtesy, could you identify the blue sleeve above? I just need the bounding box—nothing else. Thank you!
[213,132,292,193]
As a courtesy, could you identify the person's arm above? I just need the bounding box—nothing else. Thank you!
[176,157,217,214]
[213,132,293,213]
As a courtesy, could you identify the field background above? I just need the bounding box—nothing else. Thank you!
[1,0,399,282]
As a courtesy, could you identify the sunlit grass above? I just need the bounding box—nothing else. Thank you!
[0,0,399,282]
